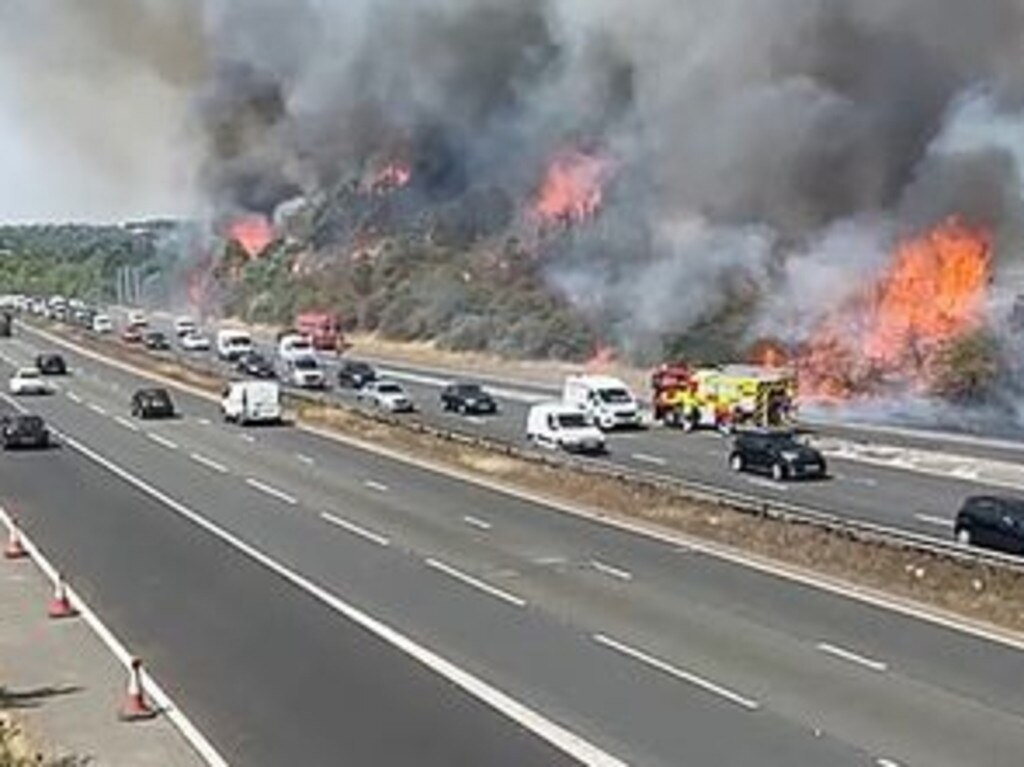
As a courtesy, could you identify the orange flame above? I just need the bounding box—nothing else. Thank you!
[533,149,613,225]
[585,344,617,372]
[228,215,273,258]
[365,161,412,194]
[799,217,992,400]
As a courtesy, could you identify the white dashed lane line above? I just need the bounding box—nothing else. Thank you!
[364,480,390,493]
[114,416,140,432]
[320,512,390,547]
[815,642,888,673]
[196,417,211,426]
[239,433,256,444]
[87,403,107,416]
[296,453,316,466]
[190,453,229,475]
[914,514,954,529]
[244,478,298,506]
[425,558,527,608]
[66,391,82,404]
[631,452,667,467]
[463,515,492,531]
[593,633,759,711]
[589,559,633,582]
[146,432,179,451]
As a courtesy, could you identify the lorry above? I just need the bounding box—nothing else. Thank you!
[651,362,795,432]
[562,375,642,431]
[221,380,282,425]
[294,311,344,352]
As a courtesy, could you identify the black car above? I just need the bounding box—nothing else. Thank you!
[131,387,175,419]
[336,360,377,389]
[440,382,498,415]
[0,414,50,450]
[236,351,277,379]
[143,331,171,351]
[35,353,67,376]
[954,495,1024,555]
[728,430,827,481]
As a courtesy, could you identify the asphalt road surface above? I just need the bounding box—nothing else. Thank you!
[0,322,1022,764]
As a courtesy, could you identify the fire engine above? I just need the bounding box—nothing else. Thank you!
[651,362,796,432]
[294,311,344,352]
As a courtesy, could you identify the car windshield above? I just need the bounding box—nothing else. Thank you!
[294,357,319,370]
[14,416,43,430]
[377,383,403,394]
[557,413,590,428]
[287,338,311,350]
[18,370,39,378]
[348,363,372,374]
[142,390,171,406]
[456,384,483,396]
[598,388,632,404]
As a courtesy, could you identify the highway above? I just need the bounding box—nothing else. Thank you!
[0,323,1023,764]
[101,310,1024,547]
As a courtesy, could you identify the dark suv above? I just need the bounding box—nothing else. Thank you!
[728,431,827,481]
[131,387,176,419]
[440,382,498,415]
[336,360,377,389]
[954,496,1024,555]
[35,353,67,376]
[236,351,276,379]
[1,414,50,450]
[143,331,171,351]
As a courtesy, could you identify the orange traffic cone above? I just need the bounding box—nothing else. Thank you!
[47,573,77,619]
[4,519,27,560]
[118,658,157,721]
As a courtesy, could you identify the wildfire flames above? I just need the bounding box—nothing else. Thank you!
[365,161,412,194]
[533,148,614,226]
[798,217,992,400]
[227,214,273,258]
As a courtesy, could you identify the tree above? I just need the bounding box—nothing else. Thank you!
[930,330,1002,404]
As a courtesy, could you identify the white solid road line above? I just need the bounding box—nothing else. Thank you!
[593,633,760,711]
[295,453,316,466]
[320,512,391,547]
[914,514,954,529]
[88,402,108,416]
[631,452,667,467]
[244,478,298,506]
[463,515,493,531]
[425,558,528,609]
[50,433,623,767]
[589,559,633,582]
[147,432,179,451]
[364,479,390,493]
[66,390,82,403]
[0,506,230,767]
[815,642,889,673]
[190,452,229,474]
[114,416,140,432]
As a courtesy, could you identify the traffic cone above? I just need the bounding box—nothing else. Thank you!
[47,573,77,619]
[4,519,27,560]
[118,658,157,721]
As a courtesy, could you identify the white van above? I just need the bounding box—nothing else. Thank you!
[174,316,197,337]
[92,314,113,334]
[562,375,641,431]
[221,380,282,425]
[526,402,606,454]
[278,333,314,363]
[216,329,253,361]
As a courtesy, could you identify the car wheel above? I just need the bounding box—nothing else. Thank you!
[771,462,787,482]
[956,527,972,546]
[729,454,744,472]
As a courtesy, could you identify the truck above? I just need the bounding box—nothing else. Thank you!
[652,362,795,433]
[294,311,344,352]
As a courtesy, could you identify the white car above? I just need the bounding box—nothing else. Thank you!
[526,402,606,454]
[287,356,326,389]
[180,332,211,352]
[9,368,52,396]
[358,380,414,412]
[92,314,114,334]
[174,316,198,337]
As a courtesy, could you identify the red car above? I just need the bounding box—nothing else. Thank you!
[121,325,143,344]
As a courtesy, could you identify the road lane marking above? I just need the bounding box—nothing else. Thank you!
[87,402,107,416]
[40,435,622,767]
[593,633,759,711]
[914,514,953,528]
[463,515,492,531]
[589,559,633,582]
[239,433,256,443]
[190,453,229,474]
[425,558,527,608]
[244,478,298,506]
[320,512,390,547]
[631,452,667,467]
[875,759,903,767]
[364,480,390,493]
[296,453,315,466]
[745,477,788,491]
[0,506,230,767]
[146,432,179,450]
[114,416,140,432]
[66,391,82,404]
[197,417,211,426]
[815,642,888,673]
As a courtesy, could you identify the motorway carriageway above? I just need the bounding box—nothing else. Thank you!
[0,328,1023,764]
[119,310,1024,544]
